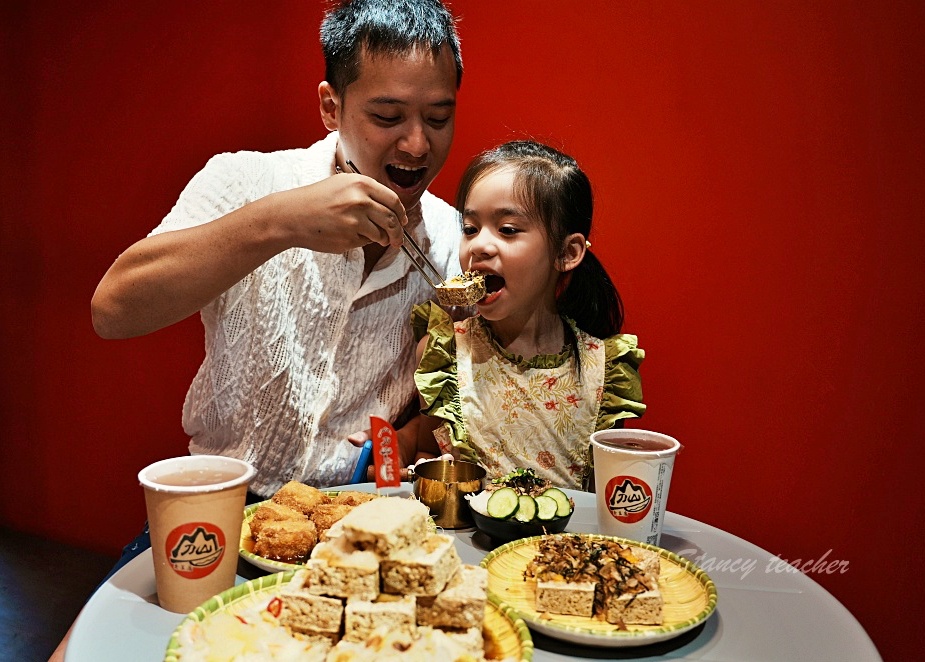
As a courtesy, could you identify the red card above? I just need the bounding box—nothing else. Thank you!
[371,416,401,488]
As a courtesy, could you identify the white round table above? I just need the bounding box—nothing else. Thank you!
[65,485,881,661]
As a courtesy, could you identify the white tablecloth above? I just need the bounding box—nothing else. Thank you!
[66,485,881,661]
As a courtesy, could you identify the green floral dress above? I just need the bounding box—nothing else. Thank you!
[412,302,645,490]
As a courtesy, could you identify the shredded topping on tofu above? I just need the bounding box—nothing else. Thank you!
[524,535,656,617]
[457,270,485,284]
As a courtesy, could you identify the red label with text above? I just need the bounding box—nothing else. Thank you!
[603,476,653,523]
[371,416,401,488]
[165,522,225,578]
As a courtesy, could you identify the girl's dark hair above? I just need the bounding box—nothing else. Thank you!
[455,140,624,340]
[320,0,463,96]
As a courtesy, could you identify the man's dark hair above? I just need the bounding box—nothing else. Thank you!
[321,0,463,95]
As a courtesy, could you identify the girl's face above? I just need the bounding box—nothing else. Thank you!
[460,166,562,323]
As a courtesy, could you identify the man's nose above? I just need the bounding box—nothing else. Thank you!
[398,122,429,157]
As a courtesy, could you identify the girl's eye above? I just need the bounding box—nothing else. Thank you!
[462,225,478,236]
[499,226,520,236]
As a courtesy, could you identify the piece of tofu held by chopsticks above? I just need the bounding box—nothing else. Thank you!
[435,271,486,306]
[344,159,485,307]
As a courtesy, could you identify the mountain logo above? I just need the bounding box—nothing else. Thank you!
[164,522,226,578]
[604,476,653,523]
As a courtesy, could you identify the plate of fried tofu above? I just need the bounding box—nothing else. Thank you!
[480,533,717,647]
[239,481,383,573]
[167,496,534,661]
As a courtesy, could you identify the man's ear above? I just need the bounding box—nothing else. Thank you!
[319,81,340,131]
[557,233,587,273]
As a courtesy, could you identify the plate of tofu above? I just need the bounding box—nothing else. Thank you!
[168,495,534,661]
[481,533,717,647]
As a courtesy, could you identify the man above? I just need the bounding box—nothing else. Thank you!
[90,0,463,496]
[50,3,462,659]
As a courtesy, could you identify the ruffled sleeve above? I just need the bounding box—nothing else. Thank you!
[597,333,647,430]
[410,302,475,460]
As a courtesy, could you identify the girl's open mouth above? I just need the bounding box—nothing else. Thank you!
[479,274,505,305]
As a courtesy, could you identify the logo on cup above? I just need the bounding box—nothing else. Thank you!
[604,476,653,523]
[165,522,225,578]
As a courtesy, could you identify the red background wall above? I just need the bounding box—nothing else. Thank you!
[2,2,923,659]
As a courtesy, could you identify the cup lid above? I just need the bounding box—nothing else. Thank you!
[138,455,256,493]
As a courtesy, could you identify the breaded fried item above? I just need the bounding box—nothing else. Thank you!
[271,480,329,515]
[330,491,378,507]
[310,503,354,535]
[253,518,318,561]
[249,500,306,537]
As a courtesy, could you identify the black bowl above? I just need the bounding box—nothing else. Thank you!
[469,506,572,542]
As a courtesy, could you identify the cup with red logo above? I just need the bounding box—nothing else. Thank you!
[138,455,255,613]
[590,429,681,546]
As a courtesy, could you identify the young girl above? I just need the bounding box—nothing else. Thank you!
[411,140,645,490]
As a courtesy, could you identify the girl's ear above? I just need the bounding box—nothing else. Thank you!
[319,82,340,131]
[557,233,587,273]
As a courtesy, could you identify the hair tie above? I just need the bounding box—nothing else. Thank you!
[585,240,591,249]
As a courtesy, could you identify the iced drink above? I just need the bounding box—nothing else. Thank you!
[138,455,255,613]
[591,429,681,545]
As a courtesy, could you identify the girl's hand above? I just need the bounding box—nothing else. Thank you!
[346,430,371,447]
[408,453,455,471]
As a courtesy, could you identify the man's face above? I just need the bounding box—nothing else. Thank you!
[320,44,458,210]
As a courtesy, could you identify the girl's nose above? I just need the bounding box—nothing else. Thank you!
[467,230,497,259]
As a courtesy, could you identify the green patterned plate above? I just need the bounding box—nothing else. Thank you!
[480,533,717,647]
[164,570,533,661]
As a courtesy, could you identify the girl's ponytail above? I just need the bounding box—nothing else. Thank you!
[558,249,624,339]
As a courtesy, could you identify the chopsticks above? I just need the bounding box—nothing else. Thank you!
[345,160,446,289]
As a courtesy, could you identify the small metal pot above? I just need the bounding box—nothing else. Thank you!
[410,459,486,529]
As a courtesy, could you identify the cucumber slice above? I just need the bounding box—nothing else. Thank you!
[486,487,519,519]
[540,487,572,517]
[534,495,559,521]
[514,495,537,522]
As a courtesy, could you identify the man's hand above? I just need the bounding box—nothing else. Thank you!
[273,173,408,252]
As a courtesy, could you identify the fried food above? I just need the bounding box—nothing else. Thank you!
[330,491,378,507]
[249,500,306,537]
[271,481,329,515]
[310,503,354,535]
[253,518,319,561]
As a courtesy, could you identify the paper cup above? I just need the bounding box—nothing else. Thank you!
[591,429,681,546]
[138,455,255,613]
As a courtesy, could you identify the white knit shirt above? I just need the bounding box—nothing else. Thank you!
[149,131,460,495]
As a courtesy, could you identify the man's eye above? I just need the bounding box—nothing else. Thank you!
[429,116,451,128]
[373,114,400,123]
